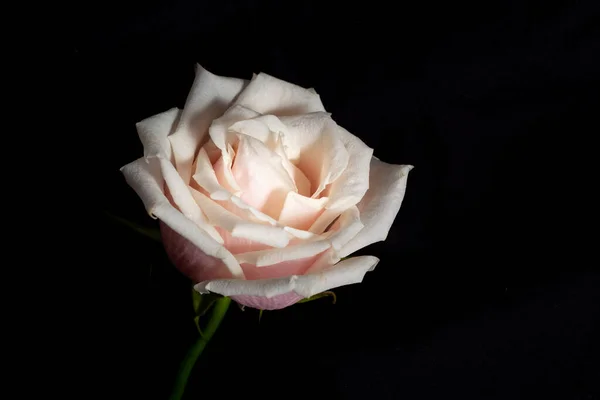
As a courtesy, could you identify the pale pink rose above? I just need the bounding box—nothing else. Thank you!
[121,65,412,310]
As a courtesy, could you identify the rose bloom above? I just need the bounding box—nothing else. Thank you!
[122,65,412,310]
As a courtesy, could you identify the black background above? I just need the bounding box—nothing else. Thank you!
[74,1,599,399]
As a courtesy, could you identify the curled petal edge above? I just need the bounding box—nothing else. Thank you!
[194,255,379,299]
[120,158,245,279]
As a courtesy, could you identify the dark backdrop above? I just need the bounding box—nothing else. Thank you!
[74,1,599,399]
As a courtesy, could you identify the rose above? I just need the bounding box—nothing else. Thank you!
[121,64,412,310]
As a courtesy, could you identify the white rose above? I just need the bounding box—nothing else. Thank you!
[121,64,412,310]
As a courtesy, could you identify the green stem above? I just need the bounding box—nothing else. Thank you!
[169,297,231,400]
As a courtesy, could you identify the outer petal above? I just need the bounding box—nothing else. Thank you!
[195,256,379,309]
[231,72,326,116]
[228,292,304,310]
[325,126,374,210]
[169,64,247,183]
[120,158,244,279]
[158,157,223,243]
[135,107,222,242]
[160,222,238,282]
[339,160,413,258]
[304,125,374,233]
[136,107,180,160]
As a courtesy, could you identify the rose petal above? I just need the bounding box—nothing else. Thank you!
[190,188,291,249]
[135,109,222,243]
[278,113,349,198]
[235,239,331,267]
[325,126,374,210]
[192,146,286,227]
[215,227,273,254]
[227,195,279,225]
[213,145,242,194]
[232,134,296,218]
[273,134,311,196]
[278,191,328,230]
[304,248,341,274]
[231,72,325,116]
[228,118,279,149]
[192,147,231,201]
[169,64,247,183]
[283,226,317,240]
[339,161,413,258]
[229,292,304,310]
[160,222,235,282]
[325,206,364,252]
[209,105,261,151]
[227,115,310,195]
[240,251,324,280]
[120,158,244,278]
[229,117,312,196]
[195,255,379,300]
[157,156,223,243]
[201,139,223,164]
[136,107,180,160]
[308,207,345,234]
[235,114,290,147]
